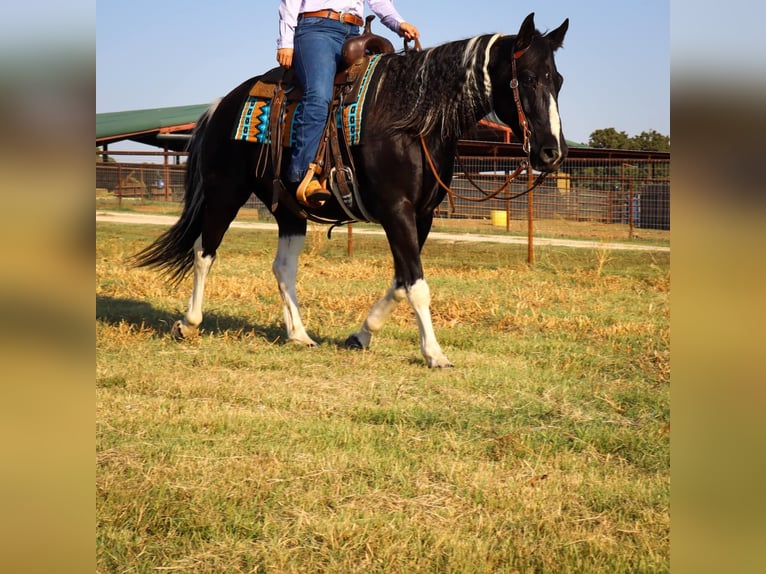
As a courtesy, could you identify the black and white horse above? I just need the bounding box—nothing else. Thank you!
[134,13,569,367]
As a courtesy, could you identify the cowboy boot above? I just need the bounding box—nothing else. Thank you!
[296,163,331,206]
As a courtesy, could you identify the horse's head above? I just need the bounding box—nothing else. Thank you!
[490,13,569,172]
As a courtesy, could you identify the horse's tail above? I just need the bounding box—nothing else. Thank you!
[130,100,220,284]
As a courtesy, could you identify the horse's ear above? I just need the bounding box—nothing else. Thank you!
[515,13,537,52]
[545,18,569,51]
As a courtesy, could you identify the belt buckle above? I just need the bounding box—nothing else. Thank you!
[338,11,347,24]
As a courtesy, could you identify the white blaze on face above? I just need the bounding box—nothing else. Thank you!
[547,92,563,155]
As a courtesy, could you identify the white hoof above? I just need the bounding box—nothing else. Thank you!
[426,355,454,369]
[289,334,319,347]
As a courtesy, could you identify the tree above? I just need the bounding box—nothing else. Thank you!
[588,127,669,151]
[632,130,670,152]
[588,128,630,149]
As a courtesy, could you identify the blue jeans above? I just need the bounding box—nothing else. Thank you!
[288,17,359,183]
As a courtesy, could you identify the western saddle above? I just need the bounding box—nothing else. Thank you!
[252,16,395,218]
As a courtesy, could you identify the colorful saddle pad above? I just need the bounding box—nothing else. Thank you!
[232,54,383,148]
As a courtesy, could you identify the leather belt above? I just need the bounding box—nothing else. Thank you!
[299,9,364,27]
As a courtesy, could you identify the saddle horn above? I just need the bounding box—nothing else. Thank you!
[342,16,395,67]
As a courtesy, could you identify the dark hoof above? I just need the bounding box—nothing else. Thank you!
[171,320,198,341]
[344,334,365,350]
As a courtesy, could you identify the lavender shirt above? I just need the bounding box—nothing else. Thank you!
[278,0,405,49]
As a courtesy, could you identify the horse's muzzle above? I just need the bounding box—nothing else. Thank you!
[533,140,568,172]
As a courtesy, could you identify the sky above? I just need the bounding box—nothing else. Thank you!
[96,1,670,146]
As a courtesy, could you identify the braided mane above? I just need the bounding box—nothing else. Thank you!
[367,34,503,139]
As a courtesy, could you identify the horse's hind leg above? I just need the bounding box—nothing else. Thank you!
[171,236,212,340]
[272,223,318,347]
[172,195,241,340]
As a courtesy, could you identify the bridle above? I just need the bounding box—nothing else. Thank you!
[420,42,548,208]
[510,47,532,155]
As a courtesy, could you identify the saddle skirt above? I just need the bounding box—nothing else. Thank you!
[232,53,384,149]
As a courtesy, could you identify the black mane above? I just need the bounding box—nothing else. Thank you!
[367,34,504,139]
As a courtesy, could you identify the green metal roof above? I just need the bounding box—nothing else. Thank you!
[96,104,210,149]
[96,104,664,159]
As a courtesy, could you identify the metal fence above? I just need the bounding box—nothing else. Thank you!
[441,156,670,231]
[96,152,670,238]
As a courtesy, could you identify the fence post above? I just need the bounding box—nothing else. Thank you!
[629,181,634,240]
[505,169,511,232]
[607,188,613,225]
[117,164,123,208]
[527,168,534,265]
[163,143,170,201]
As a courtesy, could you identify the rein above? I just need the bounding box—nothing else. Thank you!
[419,43,548,210]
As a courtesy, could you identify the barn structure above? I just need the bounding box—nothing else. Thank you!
[97,106,670,233]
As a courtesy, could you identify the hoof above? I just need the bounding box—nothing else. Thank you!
[344,334,366,350]
[171,320,198,341]
[427,356,455,369]
[288,335,319,347]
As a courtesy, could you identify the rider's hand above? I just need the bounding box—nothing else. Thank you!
[277,48,294,68]
[398,22,420,41]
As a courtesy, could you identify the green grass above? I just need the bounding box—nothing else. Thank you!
[97,222,669,573]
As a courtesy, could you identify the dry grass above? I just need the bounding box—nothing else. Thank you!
[97,222,669,573]
[97,200,671,246]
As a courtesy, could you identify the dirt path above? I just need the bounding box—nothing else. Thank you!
[96,211,669,253]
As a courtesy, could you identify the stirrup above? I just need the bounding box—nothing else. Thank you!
[329,166,355,207]
[296,165,329,207]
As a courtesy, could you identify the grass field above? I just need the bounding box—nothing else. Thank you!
[96,221,670,573]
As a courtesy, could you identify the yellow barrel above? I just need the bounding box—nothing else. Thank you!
[490,210,507,227]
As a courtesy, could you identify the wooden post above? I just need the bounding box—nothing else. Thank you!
[347,223,353,257]
[628,181,634,240]
[527,168,534,265]
[504,165,511,232]
[117,164,123,208]
[163,143,170,201]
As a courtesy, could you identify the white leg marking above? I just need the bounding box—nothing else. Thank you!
[349,281,407,349]
[407,279,453,368]
[184,236,213,328]
[172,236,212,339]
[272,235,317,346]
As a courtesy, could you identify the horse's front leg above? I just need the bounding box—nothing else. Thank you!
[272,233,318,346]
[171,236,211,340]
[345,281,407,350]
[406,278,453,368]
[350,204,453,367]
[348,278,452,367]
[409,214,453,368]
